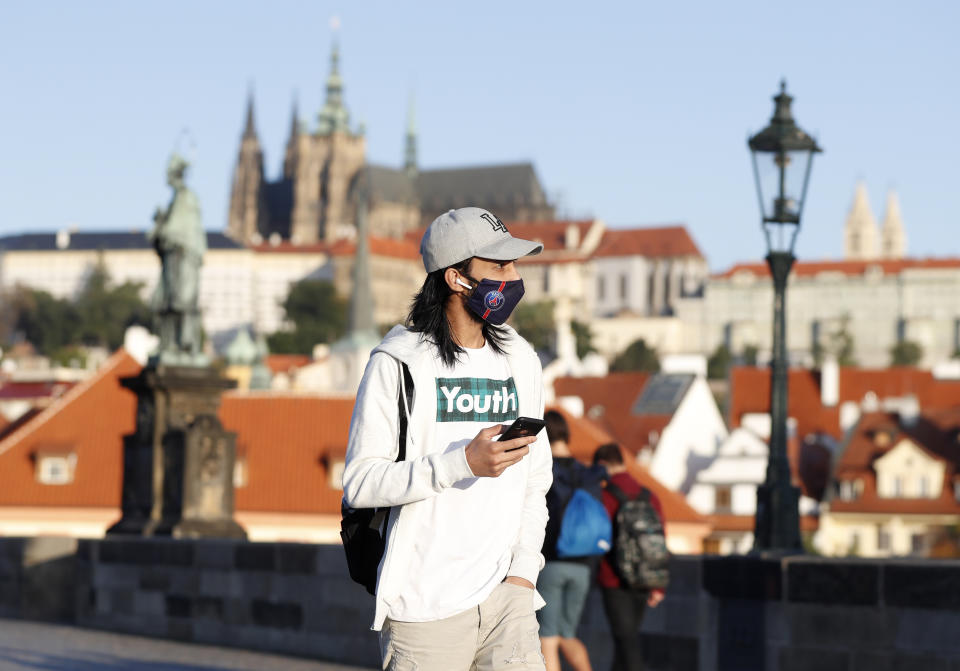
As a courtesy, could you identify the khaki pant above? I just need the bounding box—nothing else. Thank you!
[380,582,546,671]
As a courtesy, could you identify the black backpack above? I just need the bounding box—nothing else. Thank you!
[340,362,413,595]
[606,482,670,590]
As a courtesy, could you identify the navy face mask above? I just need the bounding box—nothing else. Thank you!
[457,274,525,325]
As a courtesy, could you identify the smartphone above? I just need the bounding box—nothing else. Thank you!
[498,416,546,451]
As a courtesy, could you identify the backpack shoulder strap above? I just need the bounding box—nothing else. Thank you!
[606,481,629,505]
[397,362,413,462]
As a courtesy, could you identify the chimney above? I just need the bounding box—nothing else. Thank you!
[55,229,71,250]
[565,224,580,250]
[821,355,839,407]
[897,395,920,428]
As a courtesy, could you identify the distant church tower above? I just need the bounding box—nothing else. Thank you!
[844,182,879,260]
[880,189,907,259]
[226,91,267,243]
[288,42,367,244]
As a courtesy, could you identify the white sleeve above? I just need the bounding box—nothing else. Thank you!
[506,356,553,583]
[342,352,475,509]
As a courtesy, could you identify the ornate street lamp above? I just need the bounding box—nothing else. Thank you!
[748,80,822,552]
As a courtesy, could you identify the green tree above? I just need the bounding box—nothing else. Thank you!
[74,264,149,349]
[267,279,348,354]
[891,340,923,366]
[571,320,596,360]
[707,344,732,380]
[742,344,759,366]
[509,300,554,353]
[11,288,81,355]
[610,338,660,373]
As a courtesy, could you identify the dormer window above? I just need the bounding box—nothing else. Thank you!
[328,459,345,491]
[35,451,77,485]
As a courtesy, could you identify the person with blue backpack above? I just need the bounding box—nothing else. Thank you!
[537,410,610,671]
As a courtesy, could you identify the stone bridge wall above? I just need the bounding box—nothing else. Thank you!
[1,537,958,670]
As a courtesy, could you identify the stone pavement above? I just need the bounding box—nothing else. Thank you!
[0,618,375,671]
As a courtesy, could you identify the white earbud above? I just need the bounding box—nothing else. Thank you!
[455,278,473,290]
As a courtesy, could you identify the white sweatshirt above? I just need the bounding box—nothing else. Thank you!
[342,325,553,631]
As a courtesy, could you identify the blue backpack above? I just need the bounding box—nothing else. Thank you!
[556,488,613,558]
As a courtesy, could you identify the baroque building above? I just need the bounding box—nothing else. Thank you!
[226,43,554,245]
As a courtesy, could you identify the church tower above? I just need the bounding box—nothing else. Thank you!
[880,189,907,259]
[844,182,879,260]
[226,91,267,243]
[289,42,367,245]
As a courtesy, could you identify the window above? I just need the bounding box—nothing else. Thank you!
[839,480,853,501]
[893,476,903,497]
[714,485,732,513]
[877,526,890,551]
[36,454,76,485]
[911,533,925,555]
[543,270,550,294]
[598,276,606,301]
[703,538,722,555]
[233,457,248,488]
[329,459,345,490]
[620,274,628,301]
[918,475,929,498]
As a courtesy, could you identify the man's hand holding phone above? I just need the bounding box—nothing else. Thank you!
[464,424,537,477]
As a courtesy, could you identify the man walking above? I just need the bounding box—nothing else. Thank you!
[592,444,666,671]
[537,410,607,671]
[342,207,553,671]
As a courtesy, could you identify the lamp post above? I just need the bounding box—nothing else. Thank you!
[748,81,822,552]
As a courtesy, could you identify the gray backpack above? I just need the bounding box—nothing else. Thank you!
[606,483,670,590]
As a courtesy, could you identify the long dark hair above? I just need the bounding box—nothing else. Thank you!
[406,258,508,367]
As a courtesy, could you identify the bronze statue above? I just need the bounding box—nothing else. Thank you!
[149,153,208,366]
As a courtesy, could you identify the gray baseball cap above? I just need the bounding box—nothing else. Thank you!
[420,207,544,273]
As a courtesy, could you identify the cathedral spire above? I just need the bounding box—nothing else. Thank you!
[243,86,258,140]
[317,40,351,135]
[881,189,907,259]
[404,93,418,179]
[844,181,879,260]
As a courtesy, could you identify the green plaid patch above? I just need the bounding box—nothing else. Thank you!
[435,376,519,423]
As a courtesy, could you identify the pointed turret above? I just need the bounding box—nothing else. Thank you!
[243,87,258,140]
[283,93,301,179]
[404,94,418,179]
[227,88,266,243]
[317,41,352,135]
[844,181,879,260]
[880,189,907,259]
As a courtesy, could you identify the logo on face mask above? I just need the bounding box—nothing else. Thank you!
[484,290,505,311]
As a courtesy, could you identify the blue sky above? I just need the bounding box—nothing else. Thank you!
[2,1,957,271]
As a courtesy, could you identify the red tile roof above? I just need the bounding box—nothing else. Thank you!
[553,372,658,452]
[251,235,420,261]
[327,236,420,261]
[828,409,960,516]
[505,220,595,253]
[728,366,960,443]
[221,393,355,514]
[716,257,960,279]
[263,354,311,376]
[547,405,706,525]
[592,226,703,260]
[0,350,140,508]
[0,381,74,400]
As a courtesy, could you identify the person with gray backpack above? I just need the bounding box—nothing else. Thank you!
[592,443,669,671]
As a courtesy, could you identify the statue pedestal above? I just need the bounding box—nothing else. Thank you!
[107,365,246,539]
